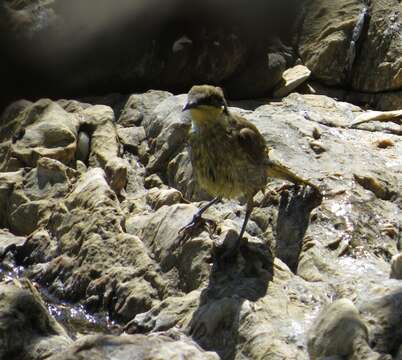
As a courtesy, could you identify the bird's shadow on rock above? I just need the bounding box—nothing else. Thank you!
[187,240,274,360]
[275,185,322,273]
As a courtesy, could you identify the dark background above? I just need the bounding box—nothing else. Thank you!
[0,0,302,111]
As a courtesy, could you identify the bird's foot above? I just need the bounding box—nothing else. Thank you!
[275,183,300,193]
[275,182,322,199]
[178,214,217,244]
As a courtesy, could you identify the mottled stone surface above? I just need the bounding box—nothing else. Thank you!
[0,282,72,360]
[0,91,401,359]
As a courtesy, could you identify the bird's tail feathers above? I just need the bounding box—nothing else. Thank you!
[266,160,319,191]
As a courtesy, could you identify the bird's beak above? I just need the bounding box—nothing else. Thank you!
[182,101,197,112]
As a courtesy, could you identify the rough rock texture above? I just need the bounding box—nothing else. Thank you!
[0,91,401,359]
[351,0,402,92]
[299,0,367,86]
[47,332,219,360]
[307,299,387,360]
[390,253,402,279]
[298,0,402,107]
[0,281,72,360]
[273,64,311,98]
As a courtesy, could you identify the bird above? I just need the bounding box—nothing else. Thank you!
[180,85,319,258]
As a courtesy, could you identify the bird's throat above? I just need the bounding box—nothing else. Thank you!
[190,106,225,130]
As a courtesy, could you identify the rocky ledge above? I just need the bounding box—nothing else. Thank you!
[0,91,401,359]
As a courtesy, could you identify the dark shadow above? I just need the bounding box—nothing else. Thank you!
[275,186,322,273]
[187,240,274,360]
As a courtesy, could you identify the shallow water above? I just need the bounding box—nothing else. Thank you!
[0,256,116,339]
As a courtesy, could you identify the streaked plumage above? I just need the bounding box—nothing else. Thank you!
[181,85,316,257]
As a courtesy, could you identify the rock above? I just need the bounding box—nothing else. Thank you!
[37,157,76,188]
[82,105,118,166]
[0,170,24,227]
[353,173,398,201]
[0,91,401,359]
[15,168,167,323]
[299,0,402,96]
[1,99,79,168]
[117,126,146,153]
[47,332,219,360]
[79,105,129,194]
[9,199,52,236]
[0,1,57,36]
[375,139,394,150]
[0,282,71,360]
[376,91,402,111]
[5,158,75,235]
[0,228,25,258]
[104,157,128,194]
[303,82,402,112]
[57,99,91,113]
[117,91,173,127]
[0,99,32,141]
[309,140,327,155]
[145,95,191,174]
[18,229,57,265]
[390,253,402,279]
[167,149,209,201]
[297,238,325,282]
[144,173,165,189]
[225,47,290,99]
[359,290,402,357]
[273,64,311,98]
[126,203,213,284]
[75,130,90,163]
[307,299,381,359]
[350,110,402,128]
[125,290,201,334]
[299,0,366,86]
[351,0,402,92]
[146,187,185,210]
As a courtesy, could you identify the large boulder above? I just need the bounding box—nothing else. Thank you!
[298,0,366,86]
[351,0,402,92]
[299,0,402,95]
[307,299,387,359]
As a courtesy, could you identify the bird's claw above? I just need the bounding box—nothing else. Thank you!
[178,215,217,244]
[276,182,321,196]
[275,183,299,193]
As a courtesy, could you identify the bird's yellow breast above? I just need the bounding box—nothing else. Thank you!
[190,106,224,127]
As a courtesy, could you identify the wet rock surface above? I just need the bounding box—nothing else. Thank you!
[0,90,401,359]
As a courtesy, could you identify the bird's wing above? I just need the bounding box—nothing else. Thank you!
[227,114,267,164]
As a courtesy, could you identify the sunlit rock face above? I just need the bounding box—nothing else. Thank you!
[0,90,401,359]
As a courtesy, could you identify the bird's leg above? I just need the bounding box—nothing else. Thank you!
[178,197,220,241]
[236,199,253,248]
[220,199,254,260]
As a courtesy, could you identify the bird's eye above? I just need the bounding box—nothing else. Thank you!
[211,96,223,107]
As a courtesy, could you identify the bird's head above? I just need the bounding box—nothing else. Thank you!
[183,85,229,125]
